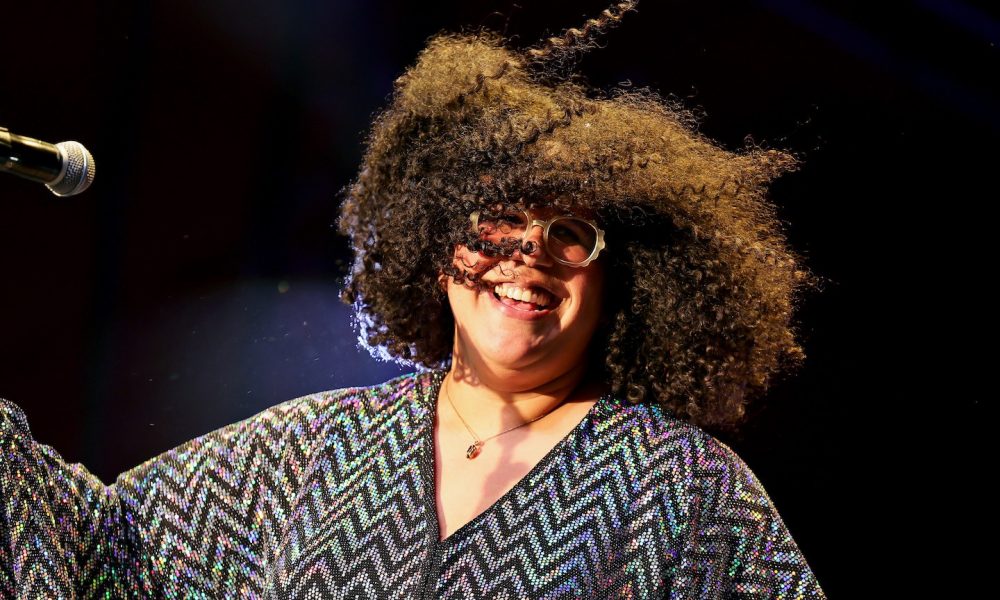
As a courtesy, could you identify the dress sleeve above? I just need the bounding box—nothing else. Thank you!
[672,432,827,600]
[1,397,143,598]
[1,390,343,599]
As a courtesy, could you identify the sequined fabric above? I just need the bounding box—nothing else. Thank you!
[1,369,826,598]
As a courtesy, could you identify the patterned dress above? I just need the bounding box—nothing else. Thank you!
[1,369,826,598]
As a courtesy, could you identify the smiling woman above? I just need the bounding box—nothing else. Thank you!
[1,1,827,598]
[330,0,826,594]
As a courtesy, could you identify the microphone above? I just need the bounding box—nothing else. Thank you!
[0,126,96,197]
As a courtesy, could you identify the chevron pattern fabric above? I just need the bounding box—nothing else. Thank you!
[1,369,826,598]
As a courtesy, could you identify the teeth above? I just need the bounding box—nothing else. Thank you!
[493,284,552,308]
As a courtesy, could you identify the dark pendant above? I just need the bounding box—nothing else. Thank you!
[466,441,483,459]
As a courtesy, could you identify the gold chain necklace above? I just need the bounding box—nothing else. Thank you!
[443,377,564,459]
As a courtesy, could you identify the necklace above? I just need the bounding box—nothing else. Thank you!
[443,377,564,460]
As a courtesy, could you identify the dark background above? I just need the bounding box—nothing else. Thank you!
[1,0,993,596]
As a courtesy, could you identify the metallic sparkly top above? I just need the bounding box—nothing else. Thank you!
[1,369,826,598]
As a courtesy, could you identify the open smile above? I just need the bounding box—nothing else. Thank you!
[486,287,560,321]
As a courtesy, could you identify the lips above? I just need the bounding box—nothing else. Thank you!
[485,286,559,321]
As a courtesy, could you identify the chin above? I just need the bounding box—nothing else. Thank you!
[477,337,546,370]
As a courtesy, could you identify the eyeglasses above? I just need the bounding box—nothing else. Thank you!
[470,208,607,267]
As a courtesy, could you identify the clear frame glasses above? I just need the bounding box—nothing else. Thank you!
[470,208,607,267]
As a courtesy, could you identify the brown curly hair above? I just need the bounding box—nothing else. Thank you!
[338,2,823,433]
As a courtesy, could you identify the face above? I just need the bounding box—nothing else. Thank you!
[444,205,606,384]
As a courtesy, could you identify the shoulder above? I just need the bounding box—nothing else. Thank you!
[123,370,437,482]
[598,397,796,543]
[281,369,437,417]
[597,396,766,498]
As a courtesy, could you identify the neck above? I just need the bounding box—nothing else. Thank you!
[441,346,603,436]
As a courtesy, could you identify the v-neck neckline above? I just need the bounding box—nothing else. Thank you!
[419,368,608,546]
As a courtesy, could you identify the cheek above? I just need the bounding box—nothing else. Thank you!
[452,244,477,267]
[451,244,501,276]
[441,246,499,301]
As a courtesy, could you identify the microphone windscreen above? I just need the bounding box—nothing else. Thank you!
[47,141,95,197]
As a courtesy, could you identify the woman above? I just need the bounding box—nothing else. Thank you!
[1,3,826,598]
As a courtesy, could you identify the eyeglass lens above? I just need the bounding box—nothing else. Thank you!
[475,211,598,265]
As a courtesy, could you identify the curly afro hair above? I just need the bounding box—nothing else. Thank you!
[338,2,823,433]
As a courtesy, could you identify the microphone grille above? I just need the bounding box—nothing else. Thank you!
[47,141,96,197]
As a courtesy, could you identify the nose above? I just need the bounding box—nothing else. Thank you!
[517,223,553,267]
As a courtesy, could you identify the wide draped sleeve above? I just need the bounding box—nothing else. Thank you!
[1,398,144,598]
[668,429,827,599]
[0,388,352,599]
